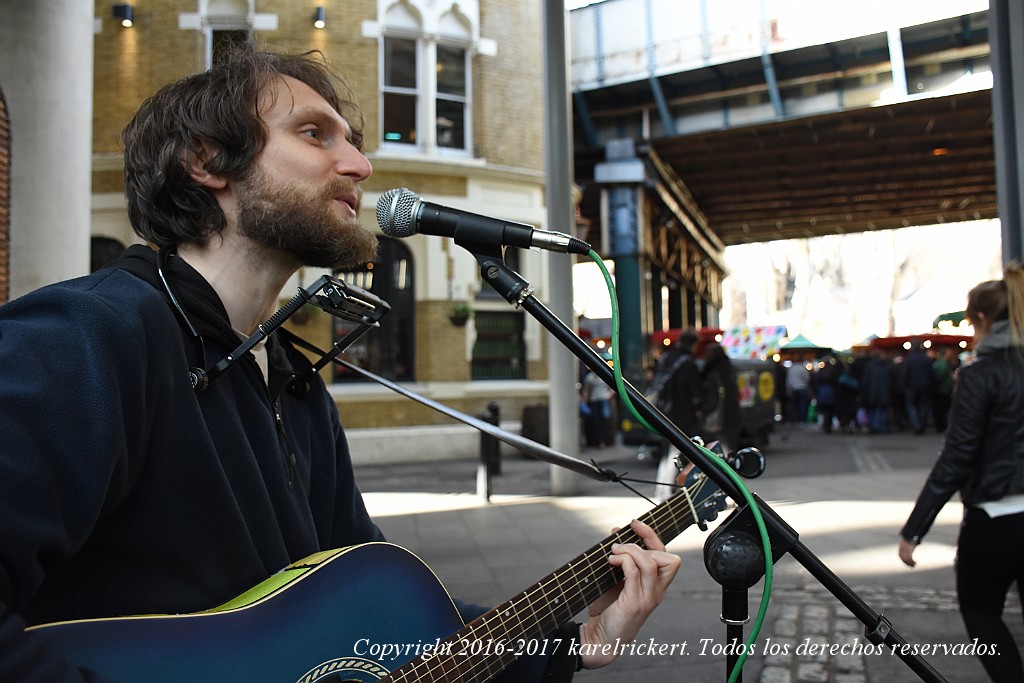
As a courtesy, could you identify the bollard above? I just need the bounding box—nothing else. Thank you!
[482,401,501,475]
[476,401,501,501]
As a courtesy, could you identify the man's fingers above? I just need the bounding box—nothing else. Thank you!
[629,518,667,552]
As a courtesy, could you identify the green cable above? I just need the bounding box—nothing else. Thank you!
[589,250,772,683]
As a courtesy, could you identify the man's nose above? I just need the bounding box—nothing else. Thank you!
[336,144,372,182]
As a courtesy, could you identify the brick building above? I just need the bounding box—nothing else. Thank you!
[2,1,565,462]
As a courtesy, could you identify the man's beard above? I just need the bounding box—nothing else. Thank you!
[234,167,378,269]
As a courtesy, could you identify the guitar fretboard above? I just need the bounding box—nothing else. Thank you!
[383,475,716,682]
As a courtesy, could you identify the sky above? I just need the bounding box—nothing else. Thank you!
[720,219,1003,350]
[573,219,1003,352]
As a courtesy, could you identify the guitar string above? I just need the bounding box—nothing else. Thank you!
[386,542,623,681]
[392,547,619,682]
[390,480,707,682]
[386,477,711,682]
[463,487,699,680]
[410,474,712,681]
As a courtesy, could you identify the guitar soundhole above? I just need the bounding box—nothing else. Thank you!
[296,658,389,682]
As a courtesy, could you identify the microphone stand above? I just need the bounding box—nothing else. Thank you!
[464,241,948,683]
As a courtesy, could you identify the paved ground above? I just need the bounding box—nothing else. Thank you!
[353,424,1023,682]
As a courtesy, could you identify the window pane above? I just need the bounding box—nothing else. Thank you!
[333,239,415,382]
[384,37,417,89]
[471,312,526,380]
[383,93,417,144]
[436,45,466,96]
[394,258,409,290]
[436,98,465,149]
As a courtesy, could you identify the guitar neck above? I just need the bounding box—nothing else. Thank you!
[384,480,710,682]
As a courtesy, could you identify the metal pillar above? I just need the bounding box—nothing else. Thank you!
[887,27,908,99]
[542,0,581,495]
[596,140,649,382]
[990,0,1024,264]
[606,184,646,381]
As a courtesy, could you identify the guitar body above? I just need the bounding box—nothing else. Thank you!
[30,467,730,682]
[28,543,465,683]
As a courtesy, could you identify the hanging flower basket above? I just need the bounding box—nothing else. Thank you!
[449,302,473,326]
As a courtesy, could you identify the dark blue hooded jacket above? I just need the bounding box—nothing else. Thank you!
[0,245,574,682]
[0,245,384,680]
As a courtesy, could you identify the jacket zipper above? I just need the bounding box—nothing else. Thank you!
[246,352,298,489]
[273,406,298,488]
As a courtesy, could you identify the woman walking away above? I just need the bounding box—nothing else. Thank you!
[898,262,1024,682]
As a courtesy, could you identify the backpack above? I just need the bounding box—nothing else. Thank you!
[701,372,726,433]
[645,352,689,414]
[838,371,859,390]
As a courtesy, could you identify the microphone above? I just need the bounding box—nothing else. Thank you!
[376,188,591,255]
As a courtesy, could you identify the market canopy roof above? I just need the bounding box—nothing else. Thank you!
[781,334,818,349]
[932,310,967,328]
[870,333,973,351]
[778,334,834,357]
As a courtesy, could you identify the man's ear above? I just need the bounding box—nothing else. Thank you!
[183,146,228,190]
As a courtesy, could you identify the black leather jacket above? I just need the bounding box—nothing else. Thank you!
[901,324,1024,543]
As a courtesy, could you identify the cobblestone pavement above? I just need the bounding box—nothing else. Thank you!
[756,583,955,683]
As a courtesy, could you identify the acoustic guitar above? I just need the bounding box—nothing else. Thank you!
[28,470,727,682]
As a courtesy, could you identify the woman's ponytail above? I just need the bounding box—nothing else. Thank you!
[1004,261,1024,347]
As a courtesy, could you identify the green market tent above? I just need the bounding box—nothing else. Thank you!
[932,310,966,328]
[780,334,832,357]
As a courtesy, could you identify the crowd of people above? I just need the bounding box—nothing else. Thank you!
[781,342,962,435]
[580,331,745,454]
[582,332,965,447]
[579,328,747,502]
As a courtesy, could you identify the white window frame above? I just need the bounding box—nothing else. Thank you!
[380,31,425,152]
[433,40,471,155]
[378,4,474,157]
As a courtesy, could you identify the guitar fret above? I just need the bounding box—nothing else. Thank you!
[383,480,712,682]
[531,578,564,640]
[500,607,522,640]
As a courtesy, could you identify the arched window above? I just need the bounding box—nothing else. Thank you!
[202,0,252,66]
[379,2,473,155]
[332,237,415,382]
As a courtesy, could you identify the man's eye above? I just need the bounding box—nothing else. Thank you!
[302,129,321,140]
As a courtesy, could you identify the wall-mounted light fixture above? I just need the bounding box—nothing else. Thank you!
[112,3,134,28]
[313,6,326,29]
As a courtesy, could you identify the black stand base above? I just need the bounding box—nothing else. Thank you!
[704,503,798,682]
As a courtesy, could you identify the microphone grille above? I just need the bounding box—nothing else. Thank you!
[376,188,419,238]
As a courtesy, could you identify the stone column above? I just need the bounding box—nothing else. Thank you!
[0,1,93,297]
